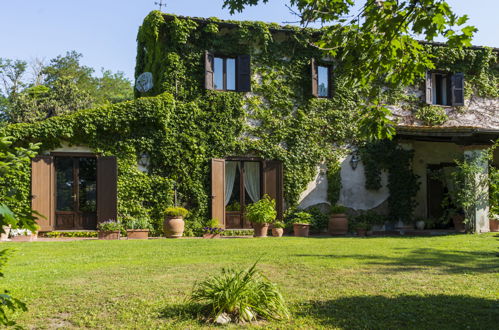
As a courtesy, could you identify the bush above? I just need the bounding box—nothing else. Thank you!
[290,212,313,224]
[330,205,347,214]
[164,207,189,218]
[190,262,289,323]
[307,207,328,232]
[351,211,386,231]
[272,221,286,228]
[245,195,276,224]
[97,220,122,231]
[415,105,448,126]
[125,217,151,230]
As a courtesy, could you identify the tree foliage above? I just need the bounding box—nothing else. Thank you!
[0,51,133,123]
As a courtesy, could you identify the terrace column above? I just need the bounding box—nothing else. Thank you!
[462,146,490,233]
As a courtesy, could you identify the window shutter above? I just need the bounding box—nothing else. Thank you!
[451,72,465,106]
[425,71,433,104]
[311,58,318,97]
[237,55,251,92]
[205,51,214,90]
[263,160,284,220]
[97,156,117,223]
[211,159,226,227]
[31,156,54,231]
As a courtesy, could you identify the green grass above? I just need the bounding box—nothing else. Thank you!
[2,234,498,329]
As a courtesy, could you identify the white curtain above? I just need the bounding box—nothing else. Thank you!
[225,161,238,206]
[244,162,261,203]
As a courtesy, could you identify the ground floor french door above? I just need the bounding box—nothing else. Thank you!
[211,158,283,229]
[54,156,97,230]
[31,154,117,231]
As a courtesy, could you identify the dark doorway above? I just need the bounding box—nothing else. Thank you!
[54,156,97,230]
[426,163,457,228]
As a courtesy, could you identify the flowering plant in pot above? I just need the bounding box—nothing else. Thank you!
[245,195,276,237]
[328,205,348,235]
[203,219,224,238]
[271,221,285,237]
[126,217,150,239]
[163,207,188,238]
[291,212,312,237]
[97,220,122,240]
[10,224,40,242]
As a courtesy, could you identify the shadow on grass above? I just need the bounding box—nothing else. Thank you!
[295,248,499,274]
[298,294,498,329]
[158,302,205,325]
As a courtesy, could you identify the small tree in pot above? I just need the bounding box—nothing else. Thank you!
[245,195,276,238]
[97,220,122,240]
[126,217,150,239]
[292,212,312,237]
[164,207,188,238]
[328,205,348,235]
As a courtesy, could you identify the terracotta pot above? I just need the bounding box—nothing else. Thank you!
[356,229,367,237]
[98,230,120,240]
[452,215,465,232]
[328,213,348,235]
[11,234,37,242]
[203,233,221,239]
[253,223,269,237]
[272,228,284,237]
[1,225,11,241]
[163,216,185,238]
[489,219,499,232]
[126,229,149,239]
[293,223,310,237]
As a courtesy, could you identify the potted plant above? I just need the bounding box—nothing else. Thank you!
[126,218,150,239]
[163,206,188,238]
[245,195,276,238]
[97,220,122,240]
[271,221,285,237]
[292,212,312,237]
[10,224,40,242]
[203,219,224,238]
[353,222,370,237]
[328,205,348,235]
[415,217,426,230]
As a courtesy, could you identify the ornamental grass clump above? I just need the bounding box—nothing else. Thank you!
[190,262,289,324]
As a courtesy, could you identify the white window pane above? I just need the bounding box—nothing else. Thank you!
[214,57,224,90]
[226,58,236,90]
[318,66,329,97]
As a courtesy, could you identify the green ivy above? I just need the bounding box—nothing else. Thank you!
[415,105,449,126]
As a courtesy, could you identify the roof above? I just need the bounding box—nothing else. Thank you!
[396,125,499,144]
[162,13,499,51]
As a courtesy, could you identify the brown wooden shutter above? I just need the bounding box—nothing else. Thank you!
[451,72,465,106]
[31,156,54,231]
[205,51,214,90]
[211,159,225,227]
[425,71,433,104]
[311,58,318,97]
[97,156,117,223]
[263,160,284,220]
[237,55,251,92]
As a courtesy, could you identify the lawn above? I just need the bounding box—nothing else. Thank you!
[2,234,498,329]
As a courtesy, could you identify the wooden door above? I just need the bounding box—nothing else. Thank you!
[211,159,225,227]
[97,156,117,223]
[31,156,55,231]
[264,160,284,220]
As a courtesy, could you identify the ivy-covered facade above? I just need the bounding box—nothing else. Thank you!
[2,11,498,234]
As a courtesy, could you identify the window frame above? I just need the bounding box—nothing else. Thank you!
[213,56,237,92]
[426,71,464,107]
[312,58,333,98]
[316,64,331,98]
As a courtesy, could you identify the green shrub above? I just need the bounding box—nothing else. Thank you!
[490,166,499,218]
[97,220,123,231]
[245,195,276,224]
[330,205,347,214]
[272,221,286,228]
[307,207,328,232]
[290,212,313,224]
[190,262,289,323]
[42,231,98,238]
[351,211,386,231]
[352,222,371,230]
[164,207,188,218]
[415,105,448,126]
[126,217,151,230]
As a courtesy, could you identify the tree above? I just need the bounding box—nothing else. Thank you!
[222,0,476,139]
[0,51,133,123]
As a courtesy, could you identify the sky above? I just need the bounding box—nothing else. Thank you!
[1,0,498,82]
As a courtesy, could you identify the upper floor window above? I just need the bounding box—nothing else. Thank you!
[426,71,464,106]
[205,51,251,92]
[311,58,332,98]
